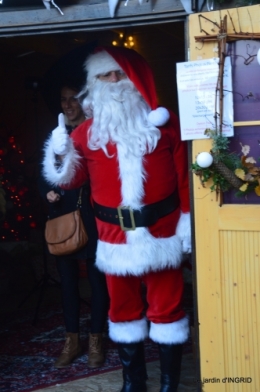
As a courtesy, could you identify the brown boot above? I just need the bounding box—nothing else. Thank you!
[54,332,83,369]
[87,333,105,368]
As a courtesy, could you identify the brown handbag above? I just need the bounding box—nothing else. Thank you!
[45,188,88,256]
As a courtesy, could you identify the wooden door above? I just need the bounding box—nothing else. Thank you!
[188,5,260,391]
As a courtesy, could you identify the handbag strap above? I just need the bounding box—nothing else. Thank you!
[76,187,84,209]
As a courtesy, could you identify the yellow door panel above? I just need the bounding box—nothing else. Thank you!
[188,5,260,391]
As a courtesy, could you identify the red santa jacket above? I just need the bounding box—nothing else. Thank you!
[43,111,190,276]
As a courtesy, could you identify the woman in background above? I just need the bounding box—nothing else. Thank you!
[38,79,109,369]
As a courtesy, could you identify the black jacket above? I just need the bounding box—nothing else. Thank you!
[38,138,98,260]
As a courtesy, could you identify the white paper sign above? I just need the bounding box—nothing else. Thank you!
[176,57,234,141]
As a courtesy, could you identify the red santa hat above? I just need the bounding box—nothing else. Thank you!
[84,46,170,127]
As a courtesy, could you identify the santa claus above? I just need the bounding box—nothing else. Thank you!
[42,46,191,392]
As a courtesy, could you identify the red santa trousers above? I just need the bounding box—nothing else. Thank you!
[106,267,189,344]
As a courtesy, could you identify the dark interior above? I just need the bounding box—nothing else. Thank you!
[0,21,186,302]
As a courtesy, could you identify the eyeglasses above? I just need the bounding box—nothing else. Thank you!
[97,70,127,82]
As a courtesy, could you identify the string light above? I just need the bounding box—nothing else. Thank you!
[111,31,135,48]
[0,134,38,241]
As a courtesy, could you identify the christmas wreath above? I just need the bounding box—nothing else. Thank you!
[191,129,260,197]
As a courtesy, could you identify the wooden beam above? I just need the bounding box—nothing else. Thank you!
[0,0,186,36]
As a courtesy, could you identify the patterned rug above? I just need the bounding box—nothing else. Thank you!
[0,284,193,392]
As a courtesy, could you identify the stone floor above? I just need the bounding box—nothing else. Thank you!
[35,353,198,392]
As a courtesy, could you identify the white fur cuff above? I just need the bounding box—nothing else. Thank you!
[42,134,81,186]
[149,317,189,344]
[96,230,183,276]
[175,212,191,254]
[85,50,122,82]
[108,318,148,343]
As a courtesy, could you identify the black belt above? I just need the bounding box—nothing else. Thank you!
[93,191,179,231]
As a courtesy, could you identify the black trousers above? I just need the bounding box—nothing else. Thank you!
[56,257,109,334]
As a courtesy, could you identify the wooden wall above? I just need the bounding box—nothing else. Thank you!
[189,5,260,391]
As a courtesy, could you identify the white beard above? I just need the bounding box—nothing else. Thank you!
[82,79,161,157]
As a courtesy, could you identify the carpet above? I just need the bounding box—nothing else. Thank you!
[0,284,193,392]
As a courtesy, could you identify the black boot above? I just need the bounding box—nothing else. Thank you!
[159,343,183,392]
[118,341,147,392]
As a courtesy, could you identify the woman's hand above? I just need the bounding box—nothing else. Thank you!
[46,190,61,203]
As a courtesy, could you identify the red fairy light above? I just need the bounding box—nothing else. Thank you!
[30,222,37,228]
[16,215,23,222]
[8,136,15,143]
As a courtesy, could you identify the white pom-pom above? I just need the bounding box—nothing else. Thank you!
[148,107,170,127]
[196,152,213,168]
[257,48,260,65]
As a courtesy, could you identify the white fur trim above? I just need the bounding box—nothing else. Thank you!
[148,107,170,127]
[42,134,81,186]
[175,212,191,254]
[96,143,183,275]
[96,232,183,275]
[176,212,190,238]
[117,144,145,208]
[85,51,122,84]
[109,317,148,343]
[149,316,189,344]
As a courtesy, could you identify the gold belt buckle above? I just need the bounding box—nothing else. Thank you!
[117,206,136,231]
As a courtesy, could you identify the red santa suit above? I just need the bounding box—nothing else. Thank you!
[43,46,191,345]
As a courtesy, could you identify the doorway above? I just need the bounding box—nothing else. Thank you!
[0,21,198,391]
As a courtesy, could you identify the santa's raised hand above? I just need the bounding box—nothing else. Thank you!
[52,113,70,155]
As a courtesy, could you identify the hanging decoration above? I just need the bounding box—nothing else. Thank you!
[41,0,146,18]
[42,0,64,15]
[109,0,144,17]
[191,13,260,203]
[2,0,146,17]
